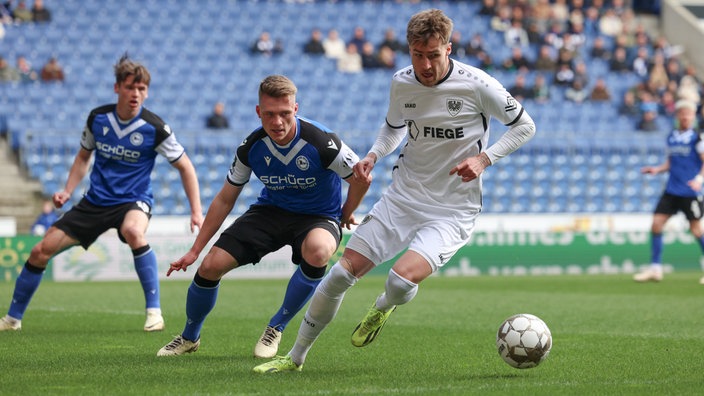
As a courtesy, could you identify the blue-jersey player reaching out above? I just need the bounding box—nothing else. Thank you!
[635,99,704,284]
[0,54,204,333]
[157,75,370,358]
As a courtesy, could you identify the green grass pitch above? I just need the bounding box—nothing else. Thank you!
[1,273,703,395]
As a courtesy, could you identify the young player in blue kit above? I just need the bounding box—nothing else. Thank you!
[157,75,369,358]
[0,55,203,332]
[634,99,704,284]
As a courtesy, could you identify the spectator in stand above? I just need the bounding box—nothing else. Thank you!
[609,47,630,73]
[490,5,512,32]
[464,33,485,58]
[31,0,50,23]
[40,56,64,82]
[665,58,683,84]
[678,75,701,105]
[504,18,529,48]
[599,8,622,37]
[554,63,575,86]
[378,28,406,53]
[31,200,59,236]
[0,1,12,24]
[572,60,589,87]
[348,26,368,54]
[589,78,612,102]
[0,56,20,82]
[322,29,346,60]
[377,46,396,70]
[589,36,611,61]
[582,5,601,36]
[478,0,496,16]
[531,74,550,103]
[303,28,325,55]
[508,73,533,102]
[337,43,362,74]
[12,0,33,23]
[531,0,553,33]
[631,46,650,78]
[619,90,641,117]
[534,45,557,73]
[565,79,588,103]
[637,101,660,132]
[450,31,465,58]
[205,102,230,130]
[360,42,381,69]
[647,54,670,95]
[251,32,283,57]
[476,50,495,71]
[659,90,677,117]
[551,0,569,25]
[16,55,38,82]
[501,46,532,73]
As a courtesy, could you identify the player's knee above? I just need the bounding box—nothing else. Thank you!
[318,263,356,297]
[385,269,418,306]
[29,243,53,266]
[301,244,335,268]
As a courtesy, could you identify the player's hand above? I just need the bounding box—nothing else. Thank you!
[190,213,204,234]
[450,153,491,182]
[167,251,198,277]
[353,155,376,182]
[340,213,358,230]
[52,190,71,208]
[687,177,704,192]
[641,166,657,175]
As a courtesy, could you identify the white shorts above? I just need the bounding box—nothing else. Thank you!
[346,193,478,272]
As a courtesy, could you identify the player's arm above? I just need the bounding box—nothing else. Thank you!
[54,147,92,208]
[168,180,242,276]
[451,112,536,182]
[687,150,704,191]
[340,173,371,230]
[171,152,204,232]
[641,158,670,175]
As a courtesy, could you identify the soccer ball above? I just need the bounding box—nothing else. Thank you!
[496,313,552,369]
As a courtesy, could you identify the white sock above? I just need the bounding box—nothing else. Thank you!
[376,268,418,310]
[289,263,357,365]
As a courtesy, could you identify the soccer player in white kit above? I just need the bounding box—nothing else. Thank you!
[254,8,536,373]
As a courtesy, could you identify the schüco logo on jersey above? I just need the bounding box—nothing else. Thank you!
[95,141,141,162]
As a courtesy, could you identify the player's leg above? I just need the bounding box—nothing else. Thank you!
[684,198,704,284]
[351,215,473,347]
[253,252,374,373]
[1,226,79,331]
[119,207,163,331]
[255,224,339,358]
[635,196,674,282]
[157,247,237,356]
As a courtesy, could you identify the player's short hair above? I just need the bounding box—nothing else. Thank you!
[675,99,697,112]
[406,9,453,47]
[259,74,297,101]
[114,53,151,86]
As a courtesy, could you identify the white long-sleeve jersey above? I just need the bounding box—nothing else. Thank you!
[369,59,536,215]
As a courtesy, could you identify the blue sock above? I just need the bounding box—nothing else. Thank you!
[269,266,322,332]
[182,277,219,341]
[133,246,160,309]
[8,262,45,320]
[651,233,663,264]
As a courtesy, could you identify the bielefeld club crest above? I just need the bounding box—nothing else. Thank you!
[447,99,462,117]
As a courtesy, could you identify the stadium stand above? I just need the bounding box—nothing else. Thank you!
[0,0,688,216]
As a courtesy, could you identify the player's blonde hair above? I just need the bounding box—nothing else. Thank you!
[406,9,453,47]
[114,53,151,86]
[259,74,297,101]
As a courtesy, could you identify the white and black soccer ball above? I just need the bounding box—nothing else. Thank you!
[496,313,552,369]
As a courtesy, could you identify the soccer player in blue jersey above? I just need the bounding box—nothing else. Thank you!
[254,9,536,373]
[634,99,704,284]
[157,75,369,358]
[0,55,203,333]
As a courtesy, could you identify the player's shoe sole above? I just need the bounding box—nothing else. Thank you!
[252,355,302,373]
[351,304,396,347]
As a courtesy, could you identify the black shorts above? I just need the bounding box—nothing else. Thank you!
[214,205,342,266]
[52,198,152,249]
[654,193,704,220]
